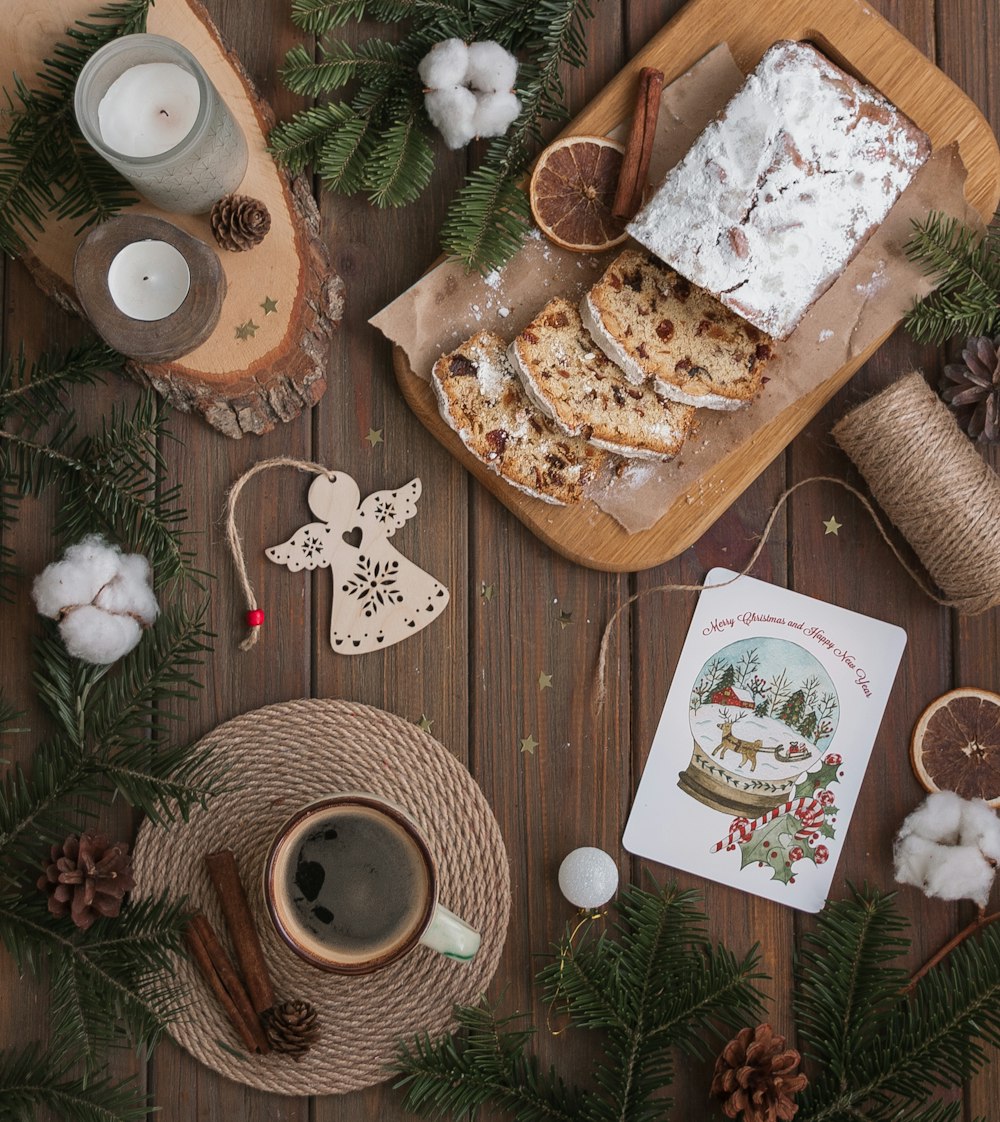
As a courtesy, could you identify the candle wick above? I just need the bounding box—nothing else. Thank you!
[142,276,149,281]
[159,109,169,118]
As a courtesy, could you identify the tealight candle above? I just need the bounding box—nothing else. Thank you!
[98,63,200,158]
[106,240,191,321]
[75,34,248,214]
[75,215,225,363]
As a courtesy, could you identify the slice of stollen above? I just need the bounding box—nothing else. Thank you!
[431,330,611,505]
[581,248,773,411]
[507,297,696,461]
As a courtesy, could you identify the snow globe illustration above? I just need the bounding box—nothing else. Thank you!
[678,638,840,816]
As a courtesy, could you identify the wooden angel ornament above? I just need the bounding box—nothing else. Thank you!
[264,471,449,653]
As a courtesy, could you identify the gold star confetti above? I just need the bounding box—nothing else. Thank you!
[823,516,842,536]
[417,714,433,733]
[366,428,383,447]
[481,582,495,602]
[260,296,278,315]
[538,671,553,690]
[520,734,538,755]
[234,322,253,341]
[555,609,573,629]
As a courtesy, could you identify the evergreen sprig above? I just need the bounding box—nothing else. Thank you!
[0,1043,147,1122]
[0,342,196,597]
[0,0,153,255]
[395,882,766,1121]
[796,887,1000,1122]
[904,209,1000,344]
[0,892,189,1069]
[272,0,599,270]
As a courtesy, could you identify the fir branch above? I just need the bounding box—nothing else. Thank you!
[396,882,764,1122]
[0,340,114,436]
[274,0,602,269]
[396,1002,586,1122]
[0,0,152,254]
[281,38,408,97]
[0,893,189,1067]
[797,888,1000,1122]
[904,209,1000,344]
[0,1043,148,1122]
[1,390,194,584]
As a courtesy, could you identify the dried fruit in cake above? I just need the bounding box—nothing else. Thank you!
[508,296,696,460]
[627,40,930,339]
[582,247,773,410]
[528,135,629,252]
[910,688,1000,806]
[431,331,611,505]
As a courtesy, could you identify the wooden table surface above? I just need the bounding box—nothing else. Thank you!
[2,0,998,1118]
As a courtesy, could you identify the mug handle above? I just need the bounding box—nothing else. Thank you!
[419,903,481,963]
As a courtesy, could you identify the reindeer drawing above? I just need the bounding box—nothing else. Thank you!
[712,718,766,771]
[711,715,814,773]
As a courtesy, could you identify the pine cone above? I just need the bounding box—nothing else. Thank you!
[710,1023,808,1122]
[263,999,319,1060]
[940,335,1000,443]
[209,193,271,252]
[37,833,134,931]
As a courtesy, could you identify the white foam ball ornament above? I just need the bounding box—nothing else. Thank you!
[558,847,619,909]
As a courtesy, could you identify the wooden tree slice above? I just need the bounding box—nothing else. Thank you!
[0,0,344,438]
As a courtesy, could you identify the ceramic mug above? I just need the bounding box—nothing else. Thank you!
[263,793,480,974]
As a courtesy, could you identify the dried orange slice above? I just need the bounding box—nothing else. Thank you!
[529,135,629,253]
[910,688,1000,805]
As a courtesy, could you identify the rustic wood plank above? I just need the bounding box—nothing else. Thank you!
[144,1,312,1118]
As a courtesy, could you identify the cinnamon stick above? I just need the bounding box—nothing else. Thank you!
[612,67,664,221]
[186,913,270,1054]
[205,849,275,1015]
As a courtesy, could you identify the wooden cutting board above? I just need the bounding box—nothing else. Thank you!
[393,0,1000,571]
[0,0,343,438]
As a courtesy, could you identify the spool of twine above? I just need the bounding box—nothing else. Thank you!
[832,372,1000,615]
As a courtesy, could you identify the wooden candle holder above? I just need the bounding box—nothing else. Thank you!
[75,215,225,363]
[0,0,344,438]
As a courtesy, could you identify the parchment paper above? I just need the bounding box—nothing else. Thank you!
[370,44,979,533]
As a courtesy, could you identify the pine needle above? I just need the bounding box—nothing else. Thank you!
[904,208,1000,344]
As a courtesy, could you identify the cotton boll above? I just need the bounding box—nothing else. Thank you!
[418,38,469,89]
[898,789,964,845]
[894,791,1000,908]
[32,534,120,619]
[424,86,478,150]
[465,40,518,93]
[958,797,1000,862]
[473,91,521,138]
[919,844,996,908]
[59,604,142,664]
[96,553,158,625]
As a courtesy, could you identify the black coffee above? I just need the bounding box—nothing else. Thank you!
[284,806,429,960]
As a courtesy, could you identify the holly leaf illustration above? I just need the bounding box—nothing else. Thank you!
[793,759,840,798]
[739,813,803,884]
[819,823,837,839]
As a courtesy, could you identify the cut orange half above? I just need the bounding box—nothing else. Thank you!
[529,135,629,253]
[910,687,1000,806]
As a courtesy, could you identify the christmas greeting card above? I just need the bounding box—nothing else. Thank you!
[623,570,907,912]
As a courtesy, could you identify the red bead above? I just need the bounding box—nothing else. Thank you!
[246,609,265,627]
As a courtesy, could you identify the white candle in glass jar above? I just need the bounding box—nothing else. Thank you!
[97,62,200,157]
[107,240,191,321]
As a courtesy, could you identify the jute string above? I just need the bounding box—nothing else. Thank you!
[595,373,1000,711]
[224,456,334,650]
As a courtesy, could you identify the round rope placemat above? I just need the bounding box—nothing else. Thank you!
[132,699,510,1095]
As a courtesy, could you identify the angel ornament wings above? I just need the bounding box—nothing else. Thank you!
[266,472,449,653]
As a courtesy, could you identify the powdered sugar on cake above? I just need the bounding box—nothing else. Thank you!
[627,40,930,339]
